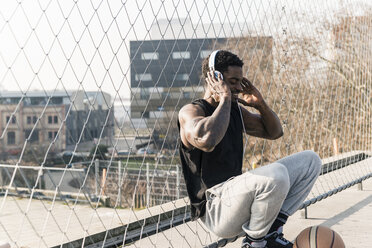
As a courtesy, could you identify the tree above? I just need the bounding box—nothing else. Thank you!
[89,144,109,160]
[220,8,372,168]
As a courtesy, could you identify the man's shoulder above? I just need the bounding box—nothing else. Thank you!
[179,100,206,119]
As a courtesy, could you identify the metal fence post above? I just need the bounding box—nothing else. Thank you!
[38,168,43,190]
[118,160,122,207]
[176,164,180,199]
[0,167,3,190]
[101,168,106,196]
[300,207,308,219]
[146,162,150,207]
[358,182,363,190]
[95,159,99,196]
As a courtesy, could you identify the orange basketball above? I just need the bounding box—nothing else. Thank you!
[293,225,345,248]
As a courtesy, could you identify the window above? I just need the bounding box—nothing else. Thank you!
[183,92,191,98]
[141,111,149,118]
[135,73,152,81]
[27,116,37,124]
[175,73,189,81]
[10,98,20,104]
[6,116,16,124]
[25,130,39,143]
[90,130,98,138]
[140,88,150,99]
[51,97,63,105]
[7,132,15,145]
[172,51,190,59]
[161,92,168,99]
[48,131,58,140]
[141,52,159,60]
[48,115,58,124]
[200,50,212,58]
[30,97,46,106]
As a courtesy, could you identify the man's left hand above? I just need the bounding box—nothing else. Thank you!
[237,77,264,108]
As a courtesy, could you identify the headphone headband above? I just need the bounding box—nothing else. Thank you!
[209,50,219,71]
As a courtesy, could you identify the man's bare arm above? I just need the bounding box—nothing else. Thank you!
[239,102,283,140]
[179,95,231,152]
[237,77,283,139]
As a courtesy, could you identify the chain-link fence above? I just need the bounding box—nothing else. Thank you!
[0,160,186,207]
[0,0,371,247]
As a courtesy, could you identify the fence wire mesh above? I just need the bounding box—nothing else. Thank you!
[0,0,371,247]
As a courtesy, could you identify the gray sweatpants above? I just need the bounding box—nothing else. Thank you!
[201,150,322,239]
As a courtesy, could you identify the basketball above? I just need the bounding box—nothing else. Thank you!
[293,225,345,248]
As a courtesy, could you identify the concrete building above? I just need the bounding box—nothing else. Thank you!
[128,18,274,150]
[129,37,274,133]
[128,17,251,133]
[130,37,226,131]
[0,90,114,156]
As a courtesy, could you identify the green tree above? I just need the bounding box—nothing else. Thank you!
[89,144,109,160]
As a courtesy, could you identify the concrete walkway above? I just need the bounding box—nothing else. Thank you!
[124,178,372,248]
[224,178,372,248]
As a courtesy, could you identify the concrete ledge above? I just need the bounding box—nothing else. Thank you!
[321,151,370,175]
[0,187,110,207]
[53,198,190,248]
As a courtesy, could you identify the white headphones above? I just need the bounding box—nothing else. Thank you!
[209,50,223,80]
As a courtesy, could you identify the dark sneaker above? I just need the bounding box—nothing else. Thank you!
[264,230,293,248]
[241,236,267,248]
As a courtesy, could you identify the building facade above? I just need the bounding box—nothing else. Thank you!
[0,91,114,155]
[130,38,226,131]
[129,36,273,134]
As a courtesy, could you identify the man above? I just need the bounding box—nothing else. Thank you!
[178,50,321,248]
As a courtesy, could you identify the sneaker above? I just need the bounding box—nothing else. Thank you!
[241,236,267,248]
[264,228,293,248]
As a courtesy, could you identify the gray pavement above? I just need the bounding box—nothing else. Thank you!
[285,178,372,248]
[0,196,133,247]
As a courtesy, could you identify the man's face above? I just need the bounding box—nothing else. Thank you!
[222,66,243,101]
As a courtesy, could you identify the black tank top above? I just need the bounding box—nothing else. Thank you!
[178,99,243,220]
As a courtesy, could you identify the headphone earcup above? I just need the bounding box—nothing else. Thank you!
[213,71,223,80]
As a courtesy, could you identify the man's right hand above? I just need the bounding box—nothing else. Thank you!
[206,71,231,102]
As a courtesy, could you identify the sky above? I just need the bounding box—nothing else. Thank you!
[0,0,370,119]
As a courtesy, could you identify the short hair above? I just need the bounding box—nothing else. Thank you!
[201,50,244,80]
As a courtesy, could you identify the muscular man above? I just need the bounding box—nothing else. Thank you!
[178,50,321,248]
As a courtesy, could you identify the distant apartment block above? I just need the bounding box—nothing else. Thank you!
[130,38,226,130]
[0,91,114,154]
[129,36,274,134]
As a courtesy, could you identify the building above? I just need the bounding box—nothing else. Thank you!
[0,90,114,155]
[129,36,274,128]
[128,17,274,150]
[130,38,226,131]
